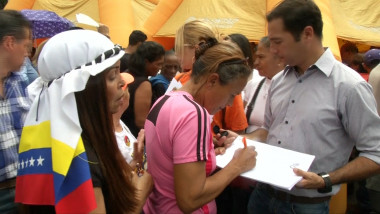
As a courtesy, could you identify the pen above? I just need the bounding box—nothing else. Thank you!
[242,137,247,148]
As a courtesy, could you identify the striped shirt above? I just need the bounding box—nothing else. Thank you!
[144,91,216,214]
[0,71,30,182]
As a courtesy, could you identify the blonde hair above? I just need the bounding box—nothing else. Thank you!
[175,20,218,63]
[32,39,49,70]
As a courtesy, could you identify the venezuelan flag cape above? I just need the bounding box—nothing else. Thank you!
[15,29,125,213]
[15,71,97,213]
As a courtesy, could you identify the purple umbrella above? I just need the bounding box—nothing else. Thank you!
[21,9,74,39]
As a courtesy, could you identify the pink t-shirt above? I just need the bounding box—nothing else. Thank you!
[143,91,217,214]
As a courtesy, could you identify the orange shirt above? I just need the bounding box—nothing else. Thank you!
[175,70,248,132]
[175,71,192,84]
[211,94,248,133]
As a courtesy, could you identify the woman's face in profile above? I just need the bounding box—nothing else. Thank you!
[254,42,283,79]
[105,61,125,114]
[146,55,164,77]
[177,45,195,72]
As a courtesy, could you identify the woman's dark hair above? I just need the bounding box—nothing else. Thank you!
[228,33,254,69]
[75,70,137,213]
[192,41,251,85]
[267,0,323,41]
[128,41,165,77]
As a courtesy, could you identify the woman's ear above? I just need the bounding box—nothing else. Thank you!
[206,73,219,87]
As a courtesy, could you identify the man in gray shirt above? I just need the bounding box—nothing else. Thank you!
[247,0,380,213]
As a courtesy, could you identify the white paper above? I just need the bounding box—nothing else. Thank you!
[165,78,182,94]
[76,13,99,27]
[216,136,315,190]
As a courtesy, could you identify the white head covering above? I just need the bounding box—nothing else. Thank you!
[26,29,125,150]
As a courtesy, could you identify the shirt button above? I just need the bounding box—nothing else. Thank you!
[299,79,302,83]
[278,141,281,144]
[292,100,295,103]
[285,121,288,124]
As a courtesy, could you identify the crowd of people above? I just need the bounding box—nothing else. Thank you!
[1,0,380,213]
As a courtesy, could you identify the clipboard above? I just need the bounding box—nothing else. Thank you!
[216,136,315,190]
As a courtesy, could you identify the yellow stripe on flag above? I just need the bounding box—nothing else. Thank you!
[20,120,87,176]
[52,137,85,176]
[19,121,52,153]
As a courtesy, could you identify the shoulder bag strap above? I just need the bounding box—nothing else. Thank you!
[245,78,266,124]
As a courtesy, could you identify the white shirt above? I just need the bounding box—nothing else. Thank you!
[115,120,137,163]
[243,74,271,133]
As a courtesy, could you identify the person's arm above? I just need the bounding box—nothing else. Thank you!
[90,188,106,214]
[295,82,380,189]
[134,81,152,129]
[294,156,380,189]
[174,147,257,213]
[132,171,154,214]
[244,128,268,143]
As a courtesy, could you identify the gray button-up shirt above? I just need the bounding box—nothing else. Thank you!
[264,48,380,197]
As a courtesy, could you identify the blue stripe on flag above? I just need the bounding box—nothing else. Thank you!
[17,148,53,175]
[54,151,93,203]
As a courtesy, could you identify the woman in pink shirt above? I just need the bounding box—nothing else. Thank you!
[143,40,257,213]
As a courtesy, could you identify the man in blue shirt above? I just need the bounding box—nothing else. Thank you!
[150,50,180,103]
[247,0,380,213]
[0,10,32,214]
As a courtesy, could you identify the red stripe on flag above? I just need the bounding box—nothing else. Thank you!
[55,179,97,213]
[15,174,55,205]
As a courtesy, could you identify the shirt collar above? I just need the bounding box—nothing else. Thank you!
[283,48,335,77]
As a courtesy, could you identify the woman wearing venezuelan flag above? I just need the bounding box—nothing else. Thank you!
[15,29,152,214]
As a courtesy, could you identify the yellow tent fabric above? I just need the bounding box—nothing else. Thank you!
[5,0,380,50]
[315,0,340,60]
[5,0,35,10]
[132,0,157,29]
[155,0,266,43]
[31,0,100,31]
[331,0,380,47]
[98,0,135,46]
[140,0,182,49]
[155,0,340,59]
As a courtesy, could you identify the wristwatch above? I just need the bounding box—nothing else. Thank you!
[317,172,332,193]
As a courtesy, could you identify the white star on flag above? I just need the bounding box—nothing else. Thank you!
[37,156,45,166]
[29,157,35,167]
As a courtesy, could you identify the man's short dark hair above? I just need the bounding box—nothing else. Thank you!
[267,0,323,41]
[0,10,31,41]
[128,30,147,46]
[340,42,359,54]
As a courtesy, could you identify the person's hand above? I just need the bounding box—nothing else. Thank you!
[230,146,257,173]
[133,129,145,164]
[132,171,153,198]
[213,129,238,155]
[293,168,325,189]
[214,147,226,155]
